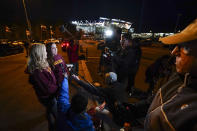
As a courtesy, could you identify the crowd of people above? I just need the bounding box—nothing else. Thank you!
[25,18,197,131]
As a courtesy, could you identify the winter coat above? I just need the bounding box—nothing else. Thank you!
[145,73,197,131]
[113,46,141,80]
[29,67,58,103]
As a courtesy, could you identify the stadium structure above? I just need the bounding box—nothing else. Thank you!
[71,17,174,40]
[71,17,134,39]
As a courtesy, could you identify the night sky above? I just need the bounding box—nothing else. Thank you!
[0,0,197,32]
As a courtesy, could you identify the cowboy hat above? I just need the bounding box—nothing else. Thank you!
[159,19,197,44]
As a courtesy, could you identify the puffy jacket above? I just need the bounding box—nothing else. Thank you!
[57,78,94,131]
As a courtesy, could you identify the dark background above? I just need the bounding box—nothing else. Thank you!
[0,0,197,32]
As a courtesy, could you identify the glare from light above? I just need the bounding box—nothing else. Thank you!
[105,30,113,37]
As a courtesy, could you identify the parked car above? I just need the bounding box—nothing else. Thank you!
[44,39,60,44]
[0,39,8,44]
[18,41,24,45]
[0,43,24,57]
[61,40,70,52]
[12,41,19,45]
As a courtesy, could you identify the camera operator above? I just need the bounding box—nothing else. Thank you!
[105,26,122,52]
[97,27,122,74]
[112,33,142,97]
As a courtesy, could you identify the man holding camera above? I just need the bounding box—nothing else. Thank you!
[112,33,142,96]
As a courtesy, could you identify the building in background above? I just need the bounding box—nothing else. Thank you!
[72,17,134,39]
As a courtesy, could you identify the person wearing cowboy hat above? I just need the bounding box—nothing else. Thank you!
[144,19,197,131]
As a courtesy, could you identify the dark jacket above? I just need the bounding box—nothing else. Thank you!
[145,73,197,131]
[113,46,141,80]
[71,76,127,102]
[53,54,68,86]
[29,67,58,103]
[57,78,94,131]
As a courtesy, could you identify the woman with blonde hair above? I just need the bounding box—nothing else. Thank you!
[27,44,58,131]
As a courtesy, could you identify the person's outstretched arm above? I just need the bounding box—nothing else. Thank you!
[57,75,69,112]
[71,75,102,97]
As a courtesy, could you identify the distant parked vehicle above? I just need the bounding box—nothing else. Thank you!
[11,41,24,45]
[1,41,7,44]
[12,41,19,45]
[44,39,60,44]
[18,41,24,45]
[0,43,24,57]
[0,39,8,44]
[61,40,70,52]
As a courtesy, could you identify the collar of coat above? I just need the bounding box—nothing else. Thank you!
[178,73,197,90]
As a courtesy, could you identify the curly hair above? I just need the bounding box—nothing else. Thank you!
[46,42,55,69]
[27,44,49,73]
[71,93,88,114]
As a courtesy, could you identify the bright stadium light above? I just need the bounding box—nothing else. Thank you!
[105,29,113,37]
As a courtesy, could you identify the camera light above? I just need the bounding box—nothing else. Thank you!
[105,30,113,37]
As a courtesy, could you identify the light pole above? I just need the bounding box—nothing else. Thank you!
[139,0,145,32]
[174,14,182,33]
[22,0,32,41]
[50,26,53,39]
[40,25,43,41]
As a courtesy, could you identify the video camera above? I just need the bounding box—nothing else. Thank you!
[102,47,114,65]
[66,64,74,71]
